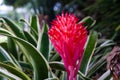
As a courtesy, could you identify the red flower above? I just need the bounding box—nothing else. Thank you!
[48,13,88,80]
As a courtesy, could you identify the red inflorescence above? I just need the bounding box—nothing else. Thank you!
[48,13,88,80]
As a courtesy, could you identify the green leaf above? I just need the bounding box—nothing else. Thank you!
[0,44,21,70]
[19,61,32,70]
[0,62,31,80]
[18,62,33,78]
[115,25,120,31]
[37,24,49,60]
[0,28,15,36]
[50,53,61,61]
[0,42,8,52]
[44,78,58,80]
[9,54,22,69]
[86,56,106,77]
[7,38,18,59]
[80,16,96,30]
[78,71,91,80]
[60,72,67,80]
[0,36,8,51]
[29,15,40,40]
[0,46,13,62]
[1,17,26,39]
[0,36,7,44]
[80,31,98,75]
[24,31,37,47]
[14,37,50,80]
[49,62,65,71]
[30,15,40,34]
[98,70,110,80]
[95,40,115,54]
[0,28,50,80]
[0,75,7,80]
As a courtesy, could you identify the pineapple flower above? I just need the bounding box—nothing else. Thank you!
[48,13,88,80]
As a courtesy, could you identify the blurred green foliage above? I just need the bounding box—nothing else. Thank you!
[84,0,120,43]
[3,0,120,43]
[4,0,30,8]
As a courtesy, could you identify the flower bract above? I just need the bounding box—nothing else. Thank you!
[48,13,88,80]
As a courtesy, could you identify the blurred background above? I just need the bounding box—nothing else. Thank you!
[0,0,120,44]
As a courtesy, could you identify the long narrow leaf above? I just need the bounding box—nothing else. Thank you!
[30,16,40,34]
[98,70,110,80]
[1,17,25,39]
[0,46,13,62]
[14,37,50,80]
[80,16,96,30]
[0,28,50,80]
[80,31,98,75]
[29,16,40,40]
[49,62,65,71]
[86,56,106,77]
[37,24,49,60]
[44,78,58,80]
[0,62,31,80]
[7,38,18,59]
[24,31,37,47]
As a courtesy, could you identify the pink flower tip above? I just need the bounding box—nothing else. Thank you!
[48,13,88,80]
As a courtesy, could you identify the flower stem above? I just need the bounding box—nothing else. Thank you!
[67,66,76,80]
